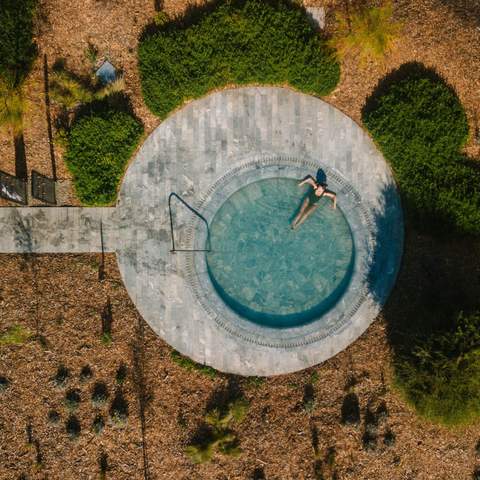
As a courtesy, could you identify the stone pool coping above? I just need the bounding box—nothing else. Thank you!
[115,87,404,376]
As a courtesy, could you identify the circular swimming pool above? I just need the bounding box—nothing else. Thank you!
[206,178,355,328]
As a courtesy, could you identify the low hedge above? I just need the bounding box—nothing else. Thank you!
[65,108,143,205]
[362,63,480,235]
[138,0,340,118]
[395,311,480,425]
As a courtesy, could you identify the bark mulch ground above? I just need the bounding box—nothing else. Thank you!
[1,250,480,479]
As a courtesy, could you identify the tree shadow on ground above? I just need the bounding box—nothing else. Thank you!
[14,133,27,180]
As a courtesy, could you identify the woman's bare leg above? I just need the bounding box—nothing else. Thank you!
[294,204,318,228]
[291,198,310,228]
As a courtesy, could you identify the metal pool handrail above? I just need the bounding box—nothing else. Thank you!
[168,192,211,253]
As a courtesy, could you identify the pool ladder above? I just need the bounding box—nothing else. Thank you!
[168,192,211,253]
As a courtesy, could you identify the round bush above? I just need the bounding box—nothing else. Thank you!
[362,63,480,234]
[138,0,340,118]
[65,109,143,205]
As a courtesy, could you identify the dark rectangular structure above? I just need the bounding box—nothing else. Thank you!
[0,170,27,204]
[31,170,56,204]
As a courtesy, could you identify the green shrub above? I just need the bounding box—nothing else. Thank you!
[64,107,143,205]
[138,0,340,118]
[363,63,480,234]
[0,0,37,85]
[394,311,480,425]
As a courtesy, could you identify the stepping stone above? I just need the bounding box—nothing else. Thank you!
[305,6,326,30]
[95,60,117,85]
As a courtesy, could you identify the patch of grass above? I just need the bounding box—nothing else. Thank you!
[328,1,401,65]
[309,370,320,385]
[303,384,316,413]
[110,389,129,424]
[170,350,218,378]
[0,324,31,345]
[54,365,70,388]
[0,376,10,391]
[384,427,395,446]
[244,376,265,389]
[91,381,109,406]
[47,410,60,424]
[64,106,143,205]
[185,397,249,464]
[138,0,339,119]
[79,365,93,382]
[92,415,105,434]
[0,77,27,136]
[99,452,109,480]
[115,362,128,385]
[101,332,112,345]
[65,389,81,411]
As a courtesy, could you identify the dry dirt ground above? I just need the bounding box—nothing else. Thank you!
[1,0,480,479]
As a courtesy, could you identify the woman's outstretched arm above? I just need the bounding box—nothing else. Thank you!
[325,191,337,209]
[298,175,316,188]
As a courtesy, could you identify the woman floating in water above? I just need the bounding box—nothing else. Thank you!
[291,175,337,229]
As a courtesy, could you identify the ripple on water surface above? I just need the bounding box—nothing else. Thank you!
[206,178,355,328]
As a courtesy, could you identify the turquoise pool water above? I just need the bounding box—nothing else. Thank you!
[206,178,355,328]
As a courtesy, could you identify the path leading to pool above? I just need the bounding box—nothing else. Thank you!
[0,207,116,253]
[0,87,403,376]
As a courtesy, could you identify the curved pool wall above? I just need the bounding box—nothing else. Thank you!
[187,156,377,346]
[205,177,356,328]
[115,86,404,376]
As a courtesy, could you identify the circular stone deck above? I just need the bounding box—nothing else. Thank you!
[116,87,403,376]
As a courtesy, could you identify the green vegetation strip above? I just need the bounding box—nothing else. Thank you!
[0,324,31,345]
[170,350,218,378]
[363,63,480,425]
[138,0,340,118]
[65,107,143,205]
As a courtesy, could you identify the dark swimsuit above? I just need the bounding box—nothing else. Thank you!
[308,185,326,205]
